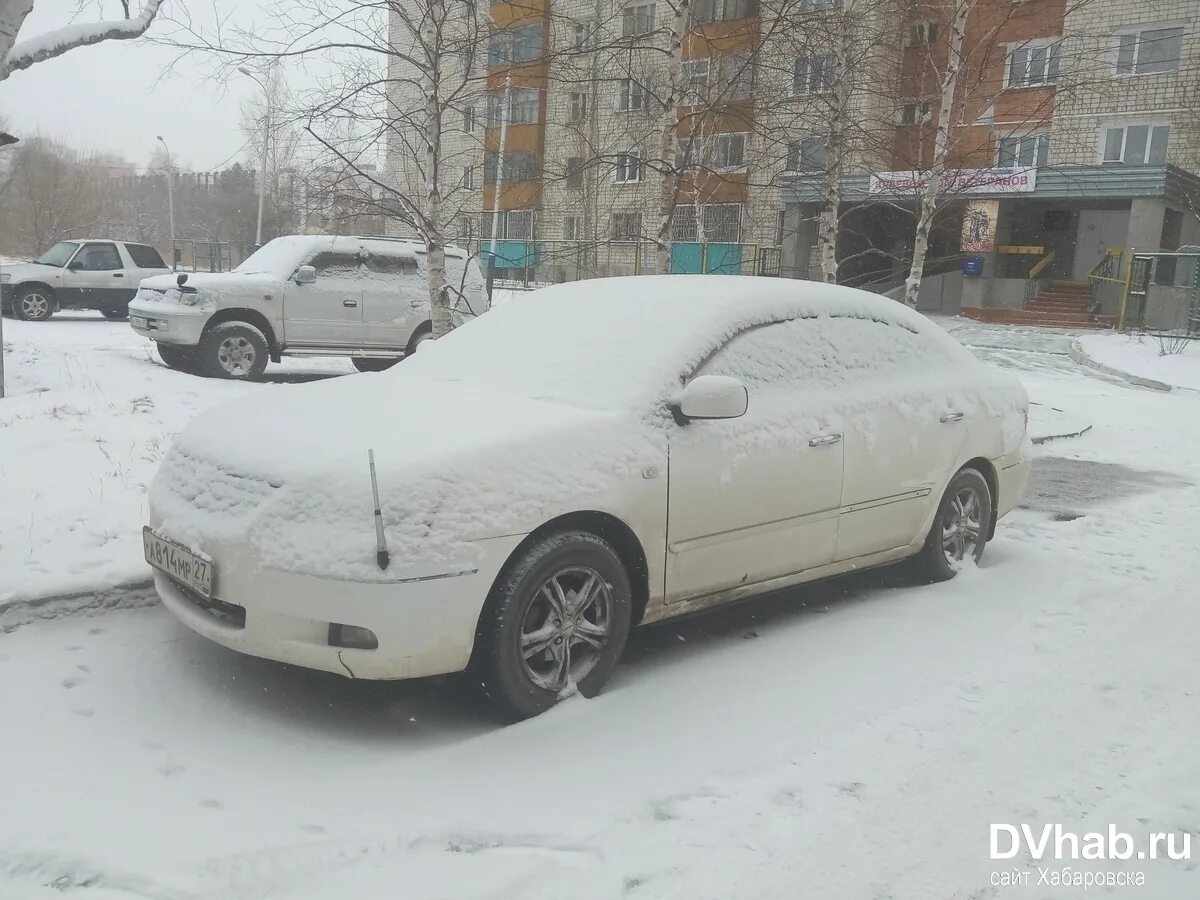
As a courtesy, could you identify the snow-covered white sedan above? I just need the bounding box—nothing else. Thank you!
[145,276,1031,719]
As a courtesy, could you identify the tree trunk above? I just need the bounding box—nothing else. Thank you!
[654,0,688,275]
[422,0,453,338]
[0,1,36,67]
[817,3,855,285]
[904,0,972,307]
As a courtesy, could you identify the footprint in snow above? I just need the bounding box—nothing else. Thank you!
[200,799,225,810]
[88,627,105,635]
[61,676,83,689]
[72,707,95,718]
[158,764,185,778]
[300,824,327,835]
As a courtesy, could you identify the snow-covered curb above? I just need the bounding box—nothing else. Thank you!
[1068,340,1174,392]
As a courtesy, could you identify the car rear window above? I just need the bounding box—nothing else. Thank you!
[126,244,168,268]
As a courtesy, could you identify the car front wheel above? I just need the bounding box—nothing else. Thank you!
[472,531,633,720]
[914,467,993,582]
[13,286,54,321]
[198,322,269,380]
[157,341,200,374]
[352,358,399,373]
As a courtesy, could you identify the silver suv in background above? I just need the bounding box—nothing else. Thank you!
[0,240,171,321]
[128,235,487,379]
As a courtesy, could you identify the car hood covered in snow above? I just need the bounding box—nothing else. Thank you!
[151,372,661,581]
[1,262,63,283]
[136,271,280,307]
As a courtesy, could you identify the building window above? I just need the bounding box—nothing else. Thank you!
[573,22,595,50]
[568,92,589,124]
[563,215,584,241]
[488,23,543,65]
[997,133,1049,168]
[692,0,756,24]
[483,151,540,182]
[463,105,476,132]
[799,0,840,8]
[622,2,656,37]
[614,149,645,183]
[899,99,932,125]
[486,88,540,127]
[683,55,752,103]
[611,211,642,241]
[909,21,937,46]
[1007,40,1061,87]
[712,133,746,168]
[1116,27,1183,76]
[462,165,476,190]
[786,137,827,172]
[1101,123,1170,165]
[566,157,585,189]
[681,59,711,103]
[506,209,536,240]
[671,206,698,241]
[793,53,834,95]
[670,203,743,242]
[616,78,649,112]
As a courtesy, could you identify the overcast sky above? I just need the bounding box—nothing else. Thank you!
[0,0,270,172]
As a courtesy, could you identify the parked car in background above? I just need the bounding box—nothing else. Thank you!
[144,275,1031,720]
[0,240,171,321]
[127,235,487,379]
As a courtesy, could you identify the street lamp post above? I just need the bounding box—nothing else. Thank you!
[156,135,176,271]
[239,65,274,249]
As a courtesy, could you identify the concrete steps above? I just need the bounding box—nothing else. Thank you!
[960,280,1115,330]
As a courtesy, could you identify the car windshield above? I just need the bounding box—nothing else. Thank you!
[34,241,80,267]
[233,236,332,275]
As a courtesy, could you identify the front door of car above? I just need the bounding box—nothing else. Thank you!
[283,245,366,346]
[62,242,126,307]
[664,320,846,604]
[358,243,423,347]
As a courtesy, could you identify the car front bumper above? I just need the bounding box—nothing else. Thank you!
[128,300,209,346]
[152,529,525,680]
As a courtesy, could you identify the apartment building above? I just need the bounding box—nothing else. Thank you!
[388,0,1199,308]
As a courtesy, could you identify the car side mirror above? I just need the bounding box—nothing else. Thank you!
[671,375,749,423]
[294,265,316,285]
[67,259,83,271]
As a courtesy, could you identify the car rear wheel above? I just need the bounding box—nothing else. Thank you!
[471,531,633,720]
[198,322,269,380]
[157,342,199,374]
[405,324,432,357]
[13,286,54,322]
[913,468,993,582]
[352,358,399,373]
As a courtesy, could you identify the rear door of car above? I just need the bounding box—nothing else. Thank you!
[283,238,366,346]
[358,241,423,348]
[122,242,171,291]
[665,318,846,603]
[61,242,127,307]
[832,318,969,561]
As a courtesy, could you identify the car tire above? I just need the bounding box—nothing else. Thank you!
[12,285,54,322]
[198,321,269,381]
[913,467,993,583]
[157,341,200,374]
[405,324,432,357]
[101,306,129,320]
[471,531,633,721]
[352,358,399,373]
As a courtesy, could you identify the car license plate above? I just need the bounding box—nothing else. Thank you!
[143,527,214,598]
[131,315,149,329]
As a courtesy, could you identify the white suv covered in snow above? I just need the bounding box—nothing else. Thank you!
[1,239,171,321]
[128,235,486,379]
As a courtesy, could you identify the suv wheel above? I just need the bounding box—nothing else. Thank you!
[198,322,269,380]
[471,531,633,720]
[405,324,432,357]
[157,342,199,374]
[13,286,54,322]
[352,358,399,373]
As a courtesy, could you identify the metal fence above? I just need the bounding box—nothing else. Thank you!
[467,239,783,290]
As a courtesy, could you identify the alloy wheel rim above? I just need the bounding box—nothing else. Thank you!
[519,566,612,692]
[217,336,255,375]
[21,293,49,319]
[942,486,982,564]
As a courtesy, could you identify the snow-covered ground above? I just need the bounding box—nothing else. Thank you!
[0,312,354,606]
[1077,331,1200,391]
[2,316,1199,898]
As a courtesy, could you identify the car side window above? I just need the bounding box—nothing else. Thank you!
[309,252,362,278]
[74,242,123,271]
[700,315,949,390]
[363,251,418,275]
[125,243,167,268]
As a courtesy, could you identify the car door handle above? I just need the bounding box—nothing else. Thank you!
[343,299,358,307]
[940,412,965,423]
[809,433,842,447]
[112,273,124,277]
